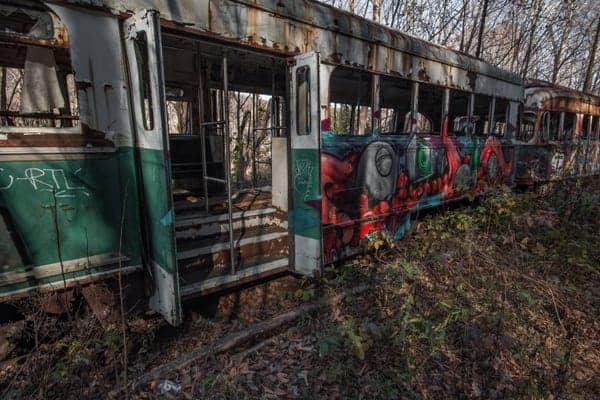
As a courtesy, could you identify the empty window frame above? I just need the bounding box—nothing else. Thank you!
[448,89,470,136]
[563,112,576,140]
[472,94,492,137]
[519,111,535,142]
[166,87,193,135]
[296,66,311,136]
[329,67,372,135]
[0,44,79,130]
[592,116,600,140]
[132,31,154,131]
[379,107,395,132]
[379,75,412,135]
[540,111,561,141]
[417,83,444,135]
[492,98,509,137]
[581,114,591,139]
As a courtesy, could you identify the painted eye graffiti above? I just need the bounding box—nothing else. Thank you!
[357,142,398,203]
[375,146,393,177]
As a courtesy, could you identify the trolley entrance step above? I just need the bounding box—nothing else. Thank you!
[175,206,289,298]
[179,256,288,297]
[175,207,285,240]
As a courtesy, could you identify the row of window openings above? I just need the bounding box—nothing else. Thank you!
[323,71,509,137]
[520,112,600,142]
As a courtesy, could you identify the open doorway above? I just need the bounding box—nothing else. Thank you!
[160,34,290,295]
[161,34,287,216]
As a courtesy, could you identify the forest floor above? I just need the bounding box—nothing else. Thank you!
[0,179,599,399]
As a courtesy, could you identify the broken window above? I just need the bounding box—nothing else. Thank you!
[132,31,154,131]
[417,83,444,135]
[296,66,311,136]
[590,116,600,140]
[379,75,412,135]
[582,114,591,139]
[563,112,576,140]
[166,87,193,135]
[329,67,372,135]
[0,45,79,129]
[493,98,509,137]
[379,108,396,132]
[518,111,535,142]
[472,94,492,136]
[448,89,470,136]
[0,7,78,130]
[540,111,560,141]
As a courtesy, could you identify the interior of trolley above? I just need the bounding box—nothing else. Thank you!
[160,33,288,218]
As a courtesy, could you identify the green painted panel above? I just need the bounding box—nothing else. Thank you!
[137,147,176,273]
[0,149,142,273]
[290,148,321,240]
[0,262,134,296]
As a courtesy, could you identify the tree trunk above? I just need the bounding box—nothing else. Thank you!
[521,0,544,79]
[475,0,489,58]
[582,18,600,93]
[551,1,575,84]
[372,0,381,23]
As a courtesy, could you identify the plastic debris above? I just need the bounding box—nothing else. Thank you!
[156,380,182,395]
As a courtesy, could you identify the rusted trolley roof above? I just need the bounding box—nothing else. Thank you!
[525,80,600,115]
[46,0,522,99]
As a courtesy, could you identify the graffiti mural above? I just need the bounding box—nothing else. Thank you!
[321,117,514,263]
[588,140,600,175]
[514,140,595,185]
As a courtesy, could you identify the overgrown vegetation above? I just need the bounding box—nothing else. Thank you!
[1,179,598,399]
[184,179,599,399]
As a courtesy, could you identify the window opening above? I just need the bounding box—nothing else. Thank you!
[379,75,412,134]
[540,110,560,141]
[563,112,576,140]
[1,45,79,129]
[417,83,444,135]
[518,111,535,142]
[329,67,372,135]
[582,114,591,139]
[493,98,509,137]
[472,94,492,136]
[296,66,310,136]
[133,31,154,131]
[592,116,600,140]
[448,89,471,136]
[166,87,192,135]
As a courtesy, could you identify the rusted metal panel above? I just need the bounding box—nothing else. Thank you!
[525,81,600,115]
[46,3,133,145]
[50,0,522,100]
[0,2,69,48]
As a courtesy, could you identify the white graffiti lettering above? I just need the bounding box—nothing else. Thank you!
[0,168,14,190]
[0,167,90,198]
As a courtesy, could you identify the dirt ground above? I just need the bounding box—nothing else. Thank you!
[1,179,598,399]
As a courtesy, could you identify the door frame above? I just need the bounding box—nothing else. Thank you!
[123,9,181,325]
[288,52,323,276]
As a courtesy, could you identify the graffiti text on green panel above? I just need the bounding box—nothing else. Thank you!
[290,148,321,240]
[0,148,141,271]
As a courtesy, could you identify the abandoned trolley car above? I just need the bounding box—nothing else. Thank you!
[0,0,598,325]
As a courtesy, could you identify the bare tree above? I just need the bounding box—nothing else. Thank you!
[582,18,600,92]
[475,0,490,58]
[319,0,600,94]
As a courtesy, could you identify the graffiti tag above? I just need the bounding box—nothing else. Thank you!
[294,158,314,201]
[0,167,90,198]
